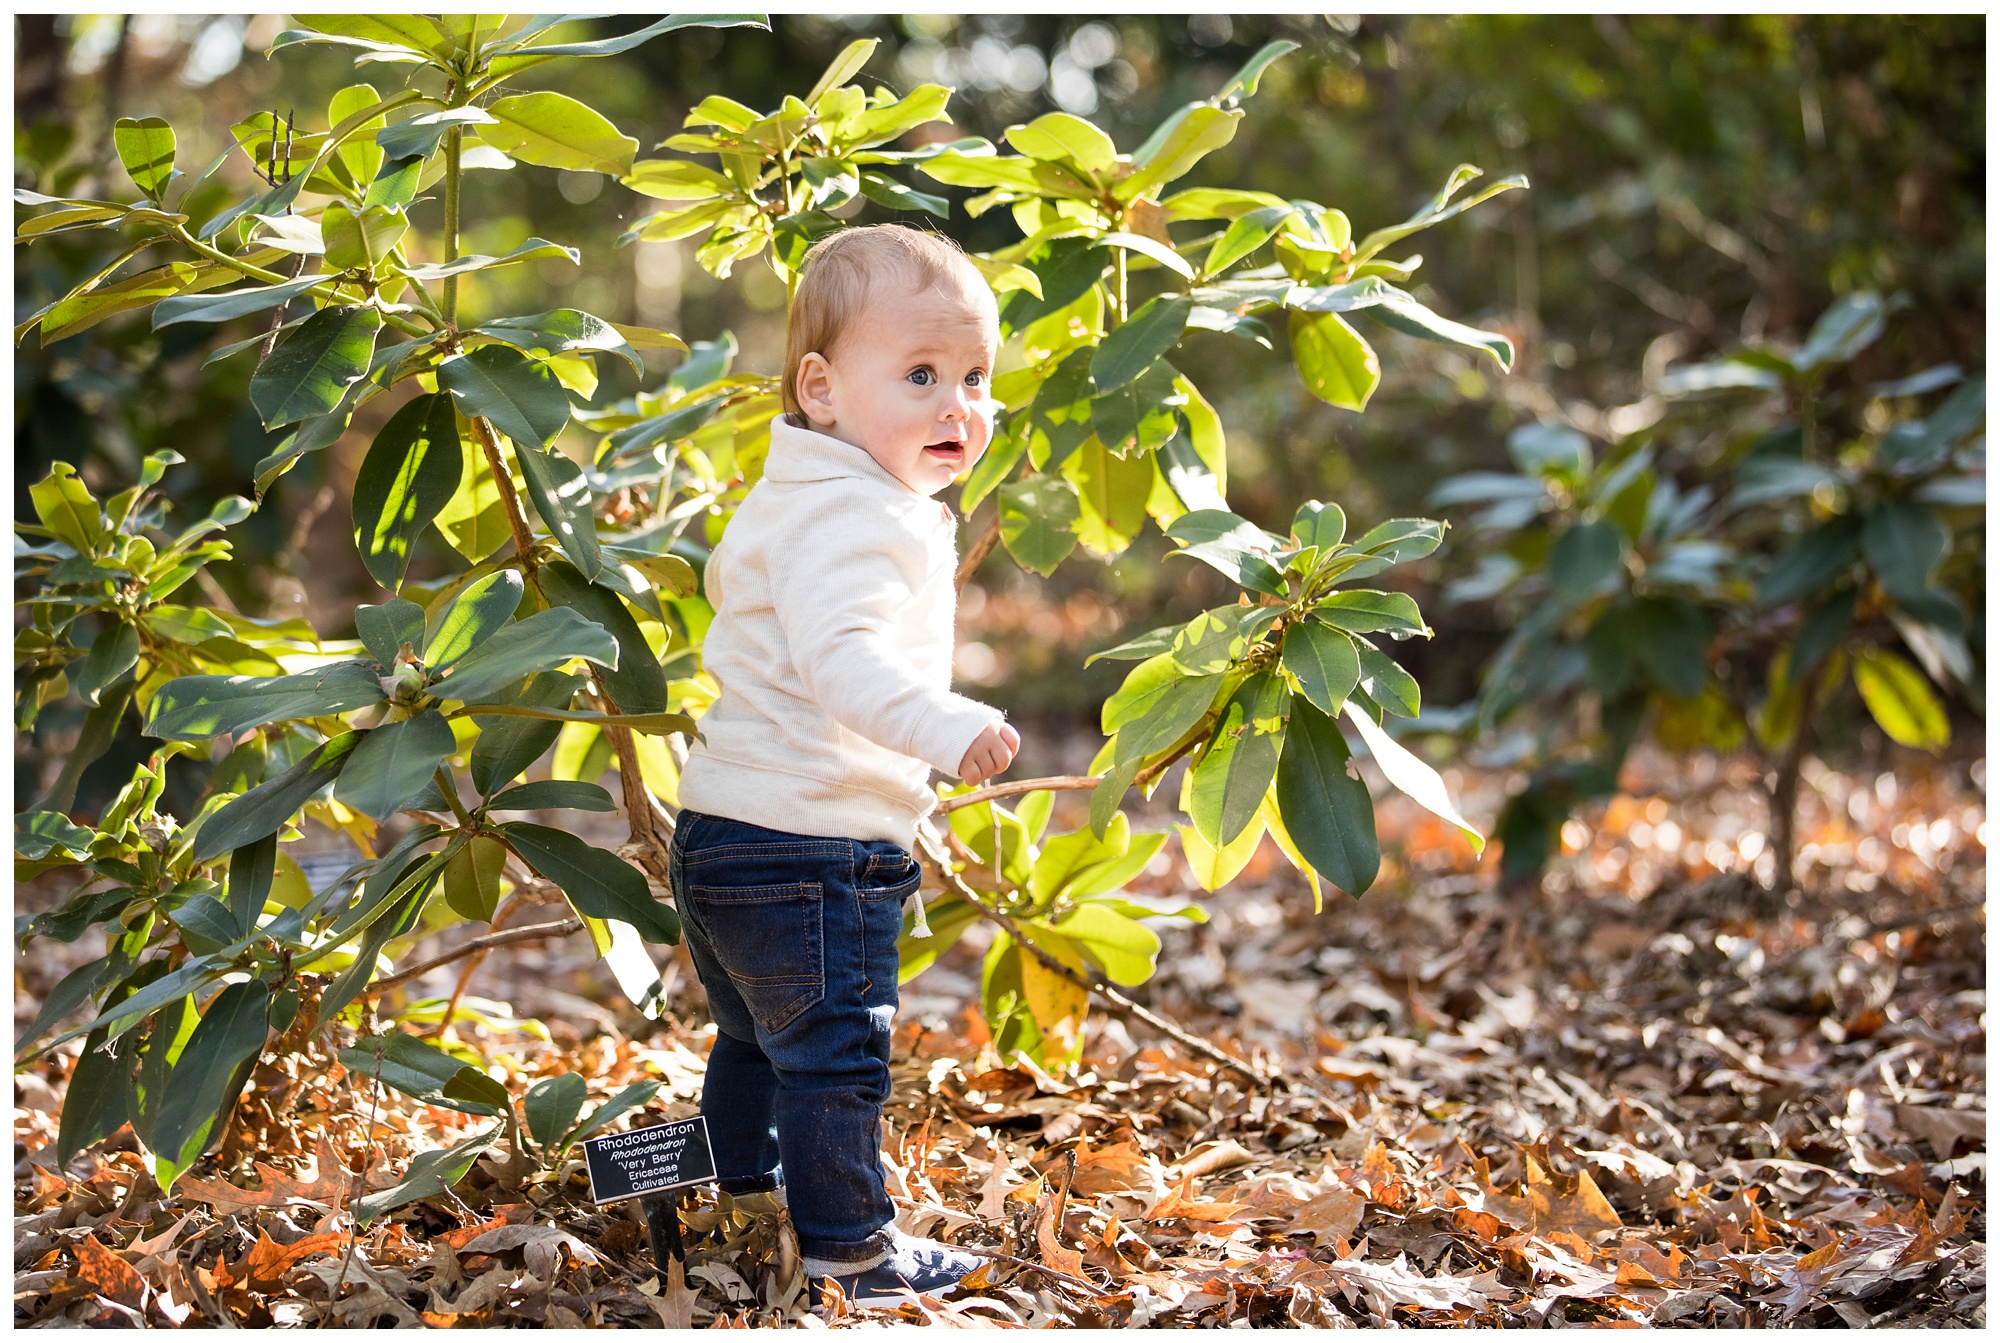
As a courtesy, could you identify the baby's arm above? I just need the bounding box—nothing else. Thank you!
[771,496,1006,780]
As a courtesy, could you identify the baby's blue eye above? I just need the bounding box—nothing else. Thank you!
[907,368,935,386]
[965,370,986,388]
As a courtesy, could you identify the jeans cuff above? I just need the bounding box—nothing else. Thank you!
[800,1225,895,1277]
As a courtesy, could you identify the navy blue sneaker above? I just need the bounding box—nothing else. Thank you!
[810,1233,983,1306]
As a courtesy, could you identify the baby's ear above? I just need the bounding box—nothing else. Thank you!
[795,351,837,426]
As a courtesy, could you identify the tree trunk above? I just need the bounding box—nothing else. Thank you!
[1766,673,1819,893]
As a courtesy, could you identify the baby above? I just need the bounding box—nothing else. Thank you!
[673,225,1019,1302]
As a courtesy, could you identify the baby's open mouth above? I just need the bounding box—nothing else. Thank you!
[922,441,964,460]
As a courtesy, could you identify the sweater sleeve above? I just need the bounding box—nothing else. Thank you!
[768,492,1002,777]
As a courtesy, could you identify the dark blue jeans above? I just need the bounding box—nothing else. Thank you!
[669,809,918,1266]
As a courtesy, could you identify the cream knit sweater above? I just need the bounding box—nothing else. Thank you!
[677,418,1004,849]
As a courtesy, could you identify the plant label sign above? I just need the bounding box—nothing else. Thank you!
[583,1117,717,1205]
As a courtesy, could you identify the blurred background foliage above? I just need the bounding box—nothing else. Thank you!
[16,12,1984,806]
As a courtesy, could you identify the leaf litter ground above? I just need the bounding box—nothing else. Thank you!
[14,745,1985,1327]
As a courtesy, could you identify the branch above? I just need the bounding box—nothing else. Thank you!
[955,516,1001,592]
[362,917,582,995]
[467,415,543,589]
[937,775,1099,813]
[910,824,1276,1090]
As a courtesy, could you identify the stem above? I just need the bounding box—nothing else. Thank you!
[938,775,1098,814]
[1114,249,1128,324]
[468,416,542,586]
[954,517,1001,592]
[1768,667,1820,894]
[169,225,432,339]
[363,917,583,995]
[432,766,471,826]
[442,125,462,326]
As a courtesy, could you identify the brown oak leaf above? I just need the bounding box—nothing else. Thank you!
[76,1233,146,1309]
[176,1131,352,1215]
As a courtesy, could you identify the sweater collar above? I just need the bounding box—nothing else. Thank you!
[763,416,912,492]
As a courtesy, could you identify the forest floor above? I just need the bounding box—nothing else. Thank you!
[13,746,1986,1328]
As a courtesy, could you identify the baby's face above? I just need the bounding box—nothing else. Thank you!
[797,277,999,497]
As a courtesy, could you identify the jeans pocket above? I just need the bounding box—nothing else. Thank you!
[686,880,825,1034]
[857,845,921,901]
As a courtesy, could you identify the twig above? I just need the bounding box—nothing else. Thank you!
[427,892,525,1039]
[467,416,542,587]
[330,1035,385,1318]
[936,775,1099,813]
[362,918,582,995]
[955,516,1001,592]
[911,824,1276,1089]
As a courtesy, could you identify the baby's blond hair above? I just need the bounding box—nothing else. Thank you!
[781,225,988,419]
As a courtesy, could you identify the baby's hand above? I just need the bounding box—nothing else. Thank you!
[958,722,1020,786]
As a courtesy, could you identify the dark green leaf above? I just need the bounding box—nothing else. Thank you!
[1793,291,1884,374]
[856,169,949,217]
[1789,590,1855,684]
[1863,500,1948,598]
[428,608,618,704]
[356,597,426,668]
[495,14,766,62]
[1358,645,1420,718]
[148,980,270,1182]
[1004,243,1109,330]
[438,345,572,450]
[353,1127,499,1226]
[151,274,323,328]
[542,560,667,711]
[1756,516,1863,608]
[1169,604,1277,674]
[443,834,507,922]
[72,622,141,708]
[166,894,241,950]
[57,1027,138,1163]
[1189,672,1288,846]
[475,309,643,376]
[469,671,579,794]
[1274,698,1378,897]
[601,390,731,463]
[36,678,135,813]
[524,1072,587,1149]
[1550,519,1625,600]
[14,810,95,861]
[1113,668,1224,765]
[334,711,457,821]
[559,1079,663,1151]
[1292,499,1346,551]
[352,394,462,590]
[338,1030,503,1117]
[426,570,526,668]
[1282,619,1362,715]
[1091,295,1192,393]
[399,237,580,282]
[192,733,361,863]
[1203,205,1293,276]
[517,446,603,581]
[1361,299,1514,371]
[228,833,278,934]
[1090,359,1183,456]
[500,822,679,944]
[1315,589,1431,638]
[144,662,385,741]
[365,154,422,209]
[250,306,381,429]
[1631,596,1709,698]
[488,780,616,812]
[14,956,107,1057]
[374,107,497,161]
[1164,509,1288,597]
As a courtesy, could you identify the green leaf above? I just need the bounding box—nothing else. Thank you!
[1098,230,1195,280]
[517,446,603,580]
[469,671,579,794]
[524,1072,587,1149]
[1090,359,1184,456]
[1091,294,1192,393]
[475,309,643,377]
[856,169,949,218]
[1275,699,1379,897]
[438,345,572,450]
[478,91,638,176]
[351,393,462,590]
[398,236,579,282]
[250,305,381,429]
[1214,39,1299,104]
[1757,515,1862,608]
[338,1030,503,1117]
[373,107,497,161]
[1293,499,1346,552]
[152,273,324,328]
[227,833,278,934]
[1282,620,1361,716]
[1550,519,1625,601]
[14,810,95,862]
[192,733,361,863]
[148,980,269,1187]
[29,461,103,552]
[38,262,205,345]
[558,1079,663,1153]
[1863,500,1949,599]
[500,822,679,944]
[441,834,507,922]
[354,1127,500,1226]
[490,13,766,68]
[623,157,733,201]
[1290,309,1379,411]
[1851,646,1949,750]
[1118,104,1241,202]
[145,663,385,741]
[1353,164,1528,262]
[1203,204,1293,277]
[1164,509,1288,597]
[1629,596,1709,698]
[1043,903,1160,986]
[73,621,140,707]
[36,680,136,815]
[488,780,616,812]
[57,1026,138,1163]
[429,608,618,704]
[1362,299,1514,372]
[1358,645,1420,718]
[1170,604,1277,675]
[114,116,178,199]
[334,710,456,821]
[1345,701,1484,852]
[998,476,1081,577]
[426,570,526,668]
[1189,672,1287,845]
[1006,112,1119,177]
[1066,435,1152,555]
[14,956,108,1056]
[1793,291,1885,374]
[166,894,242,950]
[1315,590,1431,638]
[355,597,425,668]
[322,202,408,272]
